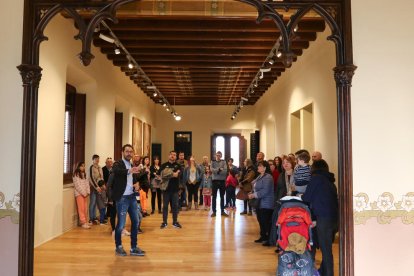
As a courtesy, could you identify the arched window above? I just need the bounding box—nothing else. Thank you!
[230,136,240,167]
[211,134,245,167]
[215,136,225,159]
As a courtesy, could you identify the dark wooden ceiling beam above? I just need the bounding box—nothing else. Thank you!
[94,40,309,49]
[110,55,290,63]
[101,48,303,57]
[117,62,291,68]
[104,31,316,42]
[103,17,325,33]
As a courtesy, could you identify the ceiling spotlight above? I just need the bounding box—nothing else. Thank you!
[153,92,158,97]
[253,79,258,88]
[175,115,182,121]
[268,59,275,65]
[251,88,255,94]
[99,33,115,44]
[260,67,271,73]
[114,48,121,55]
[241,97,248,102]
[163,103,167,107]
[259,71,264,79]
[231,115,235,120]
[166,107,170,112]
[276,51,282,58]
[294,26,299,32]
[128,62,134,69]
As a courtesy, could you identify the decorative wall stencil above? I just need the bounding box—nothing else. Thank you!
[210,0,219,15]
[354,192,414,225]
[0,192,20,224]
[155,0,168,15]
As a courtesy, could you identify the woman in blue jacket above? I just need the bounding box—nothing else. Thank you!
[248,161,274,243]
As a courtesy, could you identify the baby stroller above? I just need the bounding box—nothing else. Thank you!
[276,196,318,276]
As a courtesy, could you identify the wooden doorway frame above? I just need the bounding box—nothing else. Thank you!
[17,0,356,275]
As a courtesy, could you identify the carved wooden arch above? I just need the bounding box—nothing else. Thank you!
[17,1,356,275]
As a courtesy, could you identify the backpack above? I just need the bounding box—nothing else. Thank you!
[276,197,313,252]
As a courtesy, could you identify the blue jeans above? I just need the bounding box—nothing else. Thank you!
[89,190,97,221]
[115,194,140,248]
[99,208,106,223]
[225,186,236,207]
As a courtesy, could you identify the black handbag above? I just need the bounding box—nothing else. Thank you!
[249,198,259,209]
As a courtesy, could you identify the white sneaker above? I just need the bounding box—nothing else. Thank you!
[81,223,91,229]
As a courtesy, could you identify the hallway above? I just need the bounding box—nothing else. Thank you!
[34,200,339,275]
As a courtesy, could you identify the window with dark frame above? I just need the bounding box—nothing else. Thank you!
[63,84,86,184]
[211,133,246,168]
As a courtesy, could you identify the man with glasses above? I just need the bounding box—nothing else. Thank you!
[210,151,228,217]
[111,144,145,257]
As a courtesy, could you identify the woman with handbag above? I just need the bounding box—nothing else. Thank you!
[238,159,256,215]
[248,161,274,244]
[150,156,162,214]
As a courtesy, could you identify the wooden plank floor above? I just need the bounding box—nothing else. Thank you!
[34,199,339,275]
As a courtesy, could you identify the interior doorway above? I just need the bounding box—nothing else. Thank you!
[174,131,192,158]
[18,1,356,275]
[291,103,314,153]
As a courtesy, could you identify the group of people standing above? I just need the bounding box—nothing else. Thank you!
[244,150,338,276]
[72,145,338,275]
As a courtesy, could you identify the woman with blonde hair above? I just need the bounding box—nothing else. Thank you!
[183,156,203,210]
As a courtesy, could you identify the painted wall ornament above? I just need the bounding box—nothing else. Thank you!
[354,192,414,225]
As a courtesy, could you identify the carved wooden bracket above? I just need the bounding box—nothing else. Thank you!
[17,64,43,88]
[334,64,357,86]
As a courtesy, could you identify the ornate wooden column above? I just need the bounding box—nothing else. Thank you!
[334,64,357,276]
[16,64,42,276]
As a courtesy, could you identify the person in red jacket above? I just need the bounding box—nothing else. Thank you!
[225,169,238,211]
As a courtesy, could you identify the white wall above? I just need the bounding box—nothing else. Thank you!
[35,14,156,246]
[0,1,24,274]
[351,0,414,275]
[154,105,256,162]
[254,28,338,174]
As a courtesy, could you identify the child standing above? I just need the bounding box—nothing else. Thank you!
[293,151,311,194]
[73,162,91,229]
[225,169,238,210]
[200,166,213,211]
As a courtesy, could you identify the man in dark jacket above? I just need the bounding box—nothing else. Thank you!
[159,150,182,229]
[111,144,145,257]
[302,159,338,276]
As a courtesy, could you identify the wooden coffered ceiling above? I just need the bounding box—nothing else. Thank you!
[74,0,326,105]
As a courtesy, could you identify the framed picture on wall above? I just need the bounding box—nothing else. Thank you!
[132,117,143,155]
[143,123,151,158]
